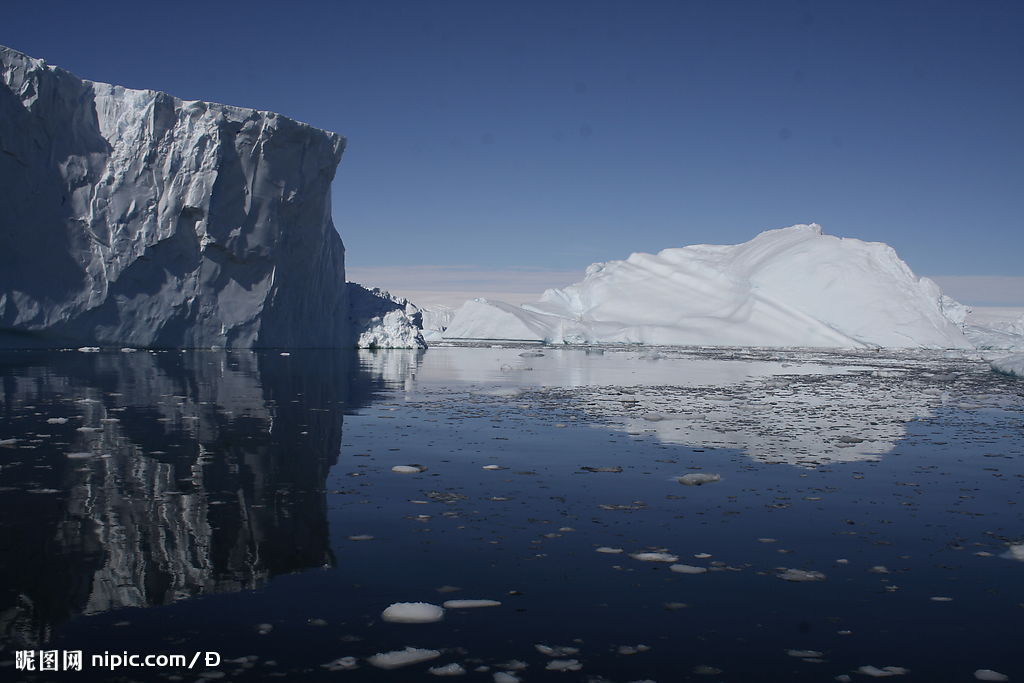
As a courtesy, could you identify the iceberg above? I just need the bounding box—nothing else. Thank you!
[0,44,374,348]
[990,353,1024,379]
[443,224,973,349]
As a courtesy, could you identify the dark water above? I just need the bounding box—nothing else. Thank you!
[0,348,1021,682]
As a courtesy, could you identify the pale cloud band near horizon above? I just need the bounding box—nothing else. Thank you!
[347,266,1024,310]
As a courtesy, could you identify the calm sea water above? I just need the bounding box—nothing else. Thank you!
[0,346,1021,682]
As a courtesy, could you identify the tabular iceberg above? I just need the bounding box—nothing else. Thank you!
[443,224,972,349]
[0,44,354,348]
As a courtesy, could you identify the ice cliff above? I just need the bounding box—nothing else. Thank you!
[443,224,973,349]
[0,44,367,348]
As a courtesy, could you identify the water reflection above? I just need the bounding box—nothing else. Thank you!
[0,349,394,647]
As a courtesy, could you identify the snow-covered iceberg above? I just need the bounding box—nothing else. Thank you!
[0,45,353,348]
[347,284,426,349]
[443,224,973,349]
[991,354,1024,379]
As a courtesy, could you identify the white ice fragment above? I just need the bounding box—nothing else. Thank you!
[77,347,100,353]
[392,465,426,474]
[368,647,442,669]
[493,673,520,683]
[535,644,580,657]
[596,547,624,554]
[629,552,679,563]
[678,473,722,486]
[46,418,69,424]
[867,565,890,574]
[670,564,708,574]
[321,656,358,671]
[442,600,501,609]
[429,663,467,676]
[482,464,504,470]
[991,354,1024,379]
[381,602,445,624]
[929,596,953,602]
[1001,544,1024,561]
[495,660,528,671]
[545,659,582,671]
[857,665,909,677]
[347,534,374,541]
[974,669,1009,681]
[778,568,827,582]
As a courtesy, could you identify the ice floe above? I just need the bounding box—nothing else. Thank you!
[381,602,445,623]
[442,599,501,609]
[368,647,442,669]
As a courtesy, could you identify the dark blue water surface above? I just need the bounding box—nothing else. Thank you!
[0,347,1021,682]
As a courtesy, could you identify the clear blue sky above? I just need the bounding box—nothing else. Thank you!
[3,0,1022,288]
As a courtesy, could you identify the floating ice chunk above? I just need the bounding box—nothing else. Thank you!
[991,354,1024,379]
[495,660,528,671]
[778,568,827,582]
[670,564,708,574]
[616,644,651,655]
[482,464,505,470]
[596,547,624,554]
[368,647,442,669]
[786,649,824,658]
[321,656,358,671]
[256,623,273,635]
[868,565,890,574]
[678,473,722,486]
[929,596,953,602]
[494,673,520,683]
[582,466,624,473]
[348,534,374,541]
[46,417,69,424]
[1001,544,1024,561]
[693,664,723,675]
[77,347,100,353]
[429,663,467,676]
[857,665,909,677]
[442,599,501,609]
[545,659,582,671]
[694,553,713,559]
[66,452,94,459]
[392,465,426,474]
[535,644,580,657]
[381,602,445,624]
[630,552,679,563]
[974,669,1009,681]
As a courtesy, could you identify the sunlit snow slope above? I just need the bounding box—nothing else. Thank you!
[444,225,972,349]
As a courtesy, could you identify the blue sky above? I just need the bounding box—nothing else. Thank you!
[4,0,1022,304]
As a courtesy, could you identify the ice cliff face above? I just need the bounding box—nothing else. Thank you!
[0,45,349,348]
[444,224,973,349]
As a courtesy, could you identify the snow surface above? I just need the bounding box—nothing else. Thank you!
[443,225,973,349]
[990,354,1024,379]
